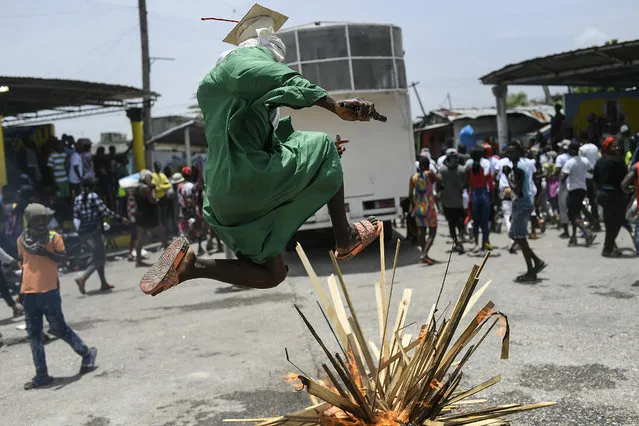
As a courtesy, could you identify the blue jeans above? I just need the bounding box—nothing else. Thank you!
[23,289,89,378]
[470,188,491,245]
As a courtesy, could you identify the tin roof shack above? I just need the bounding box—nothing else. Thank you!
[414,106,553,155]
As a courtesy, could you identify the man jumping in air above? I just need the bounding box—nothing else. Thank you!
[140,4,386,296]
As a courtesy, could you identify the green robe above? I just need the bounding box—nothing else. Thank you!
[197,46,343,264]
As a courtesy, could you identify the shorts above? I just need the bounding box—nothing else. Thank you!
[509,198,533,239]
[56,181,71,198]
[567,189,586,222]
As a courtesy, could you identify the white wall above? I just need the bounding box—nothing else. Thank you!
[280,91,415,219]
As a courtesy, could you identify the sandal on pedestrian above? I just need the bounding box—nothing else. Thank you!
[75,277,86,295]
[100,284,114,291]
[514,273,538,283]
[24,375,54,390]
[335,217,383,262]
[420,257,436,265]
[140,237,189,296]
[534,261,548,275]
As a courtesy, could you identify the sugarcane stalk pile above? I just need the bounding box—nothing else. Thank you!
[226,231,555,425]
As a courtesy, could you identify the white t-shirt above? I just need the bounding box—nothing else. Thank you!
[523,157,537,197]
[578,143,600,179]
[495,157,513,192]
[68,152,83,184]
[562,156,590,191]
[555,153,570,169]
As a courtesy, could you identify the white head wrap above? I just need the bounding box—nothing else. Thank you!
[215,25,287,130]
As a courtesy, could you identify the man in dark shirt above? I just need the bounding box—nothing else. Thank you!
[438,150,466,253]
[550,103,565,149]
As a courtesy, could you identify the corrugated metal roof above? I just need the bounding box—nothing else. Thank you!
[431,106,554,123]
[0,76,158,118]
[480,39,639,86]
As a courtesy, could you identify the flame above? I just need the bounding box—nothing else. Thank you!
[320,410,409,425]
[497,317,507,339]
[430,378,443,390]
[419,324,428,342]
[476,306,495,324]
[346,350,363,390]
[284,373,304,391]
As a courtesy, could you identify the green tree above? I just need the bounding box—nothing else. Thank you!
[507,91,529,108]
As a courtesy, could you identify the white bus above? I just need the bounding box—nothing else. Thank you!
[278,22,415,234]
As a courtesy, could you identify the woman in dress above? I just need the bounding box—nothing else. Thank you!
[410,156,440,264]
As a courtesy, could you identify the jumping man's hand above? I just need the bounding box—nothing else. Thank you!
[335,99,376,122]
[335,134,349,157]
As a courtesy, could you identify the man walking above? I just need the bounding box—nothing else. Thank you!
[438,149,466,253]
[504,143,547,283]
[561,142,596,247]
[152,161,172,236]
[555,140,571,238]
[579,136,601,231]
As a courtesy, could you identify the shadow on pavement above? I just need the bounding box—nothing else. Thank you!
[283,239,421,277]
[53,368,97,390]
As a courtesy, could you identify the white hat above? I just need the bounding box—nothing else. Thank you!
[171,173,185,184]
[560,139,571,149]
[445,148,457,156]
[223,3,288,46]
[620,124,629,133]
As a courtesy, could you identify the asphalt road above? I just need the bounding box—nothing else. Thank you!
[0,224,637,426]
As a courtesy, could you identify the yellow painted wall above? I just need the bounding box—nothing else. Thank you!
[573,97,639,136]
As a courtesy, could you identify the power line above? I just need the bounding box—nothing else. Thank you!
[49,25,138,77]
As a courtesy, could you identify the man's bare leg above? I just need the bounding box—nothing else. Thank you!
[176,250,287,289]
[143,182,380,295]
[327,184,379,254]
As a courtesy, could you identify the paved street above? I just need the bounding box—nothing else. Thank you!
[1,226,638,426]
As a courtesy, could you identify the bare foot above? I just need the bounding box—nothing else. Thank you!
[176,247,196,282]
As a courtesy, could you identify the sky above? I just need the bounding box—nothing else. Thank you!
[2,0,638,141]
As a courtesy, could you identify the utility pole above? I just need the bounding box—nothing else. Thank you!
[446,92,452,110]
[138,0,151,165]
[409,81,427,118]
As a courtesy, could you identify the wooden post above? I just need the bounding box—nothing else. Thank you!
[138,0,152,165]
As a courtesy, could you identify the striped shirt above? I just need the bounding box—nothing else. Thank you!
[48,151,68,183]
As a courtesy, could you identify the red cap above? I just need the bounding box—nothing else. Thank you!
[602,136,615,153]
[482,143,493,157]
[181,166,192,176]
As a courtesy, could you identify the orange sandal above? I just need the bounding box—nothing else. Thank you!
[140,237,189,296]
[335,217,383,262]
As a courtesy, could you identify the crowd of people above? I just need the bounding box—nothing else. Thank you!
[407,123,639,282]
[0,135,225,314]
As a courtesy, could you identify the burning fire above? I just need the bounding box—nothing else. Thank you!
[320,410,409,425]
[476,305,494,324]
[284,373,304,391]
